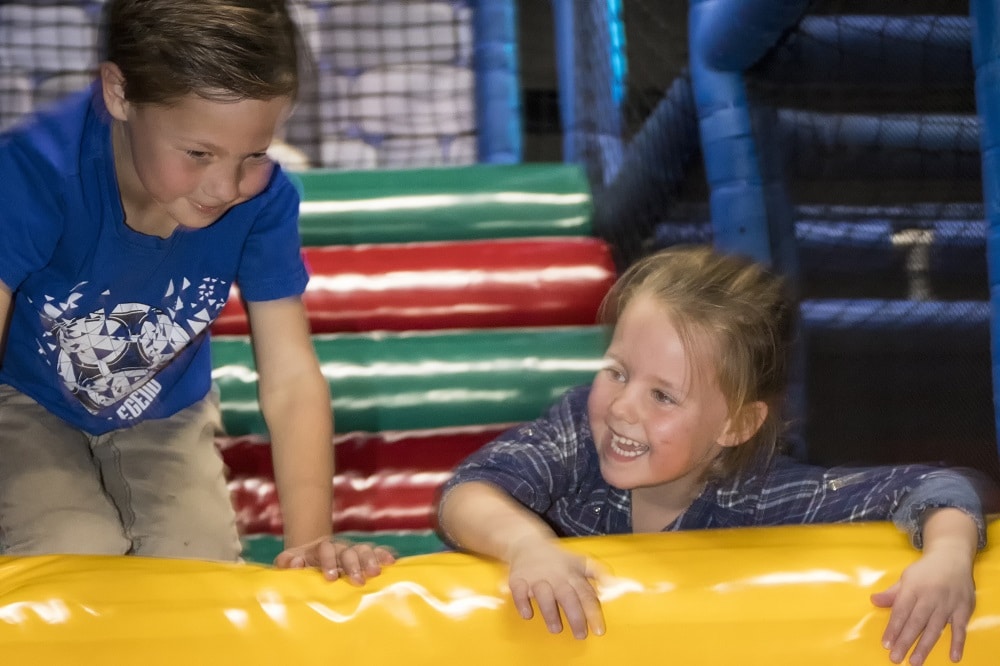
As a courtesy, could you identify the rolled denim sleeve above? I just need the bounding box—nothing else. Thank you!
[891,470,986,549]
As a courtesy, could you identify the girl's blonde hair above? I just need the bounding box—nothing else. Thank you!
[598,245,795,480]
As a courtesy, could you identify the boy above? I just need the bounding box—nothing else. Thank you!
[0,0,390,582]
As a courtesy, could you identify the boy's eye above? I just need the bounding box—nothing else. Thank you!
[606,367,626,382]
[248,152,269,161]
[186,150,210,160]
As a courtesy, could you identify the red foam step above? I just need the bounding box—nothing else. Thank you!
[212,237,616,334]
[220,424,511,534]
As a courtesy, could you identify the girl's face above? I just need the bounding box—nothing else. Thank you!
[103,65,292,237]
[588,292,742,502]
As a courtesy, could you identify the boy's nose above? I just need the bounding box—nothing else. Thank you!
[205,165,241,203]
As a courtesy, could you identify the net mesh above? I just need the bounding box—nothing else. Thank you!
[564,0,999,481]
[0,0,478,170]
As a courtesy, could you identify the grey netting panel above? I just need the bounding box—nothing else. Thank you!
[288,0,477,169]
[0,0,478,170]
[557,0,998,481]
[0,1,102,131]
[569,1,702,268]
[748,11,983,300]
[743,4,996,480]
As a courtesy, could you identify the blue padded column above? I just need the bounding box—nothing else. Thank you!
[970,0,1000,459]
[688,0,807,267]
[472,0,522,164]
[551,0,626,183]
[688,0,810,460]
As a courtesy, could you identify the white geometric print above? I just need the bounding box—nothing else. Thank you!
[31,277,229,415]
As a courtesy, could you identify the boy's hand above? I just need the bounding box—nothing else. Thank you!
[871,545,976,666]
[506,536,606,640]
[274,536,396,583]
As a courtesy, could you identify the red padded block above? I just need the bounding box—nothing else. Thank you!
[212,237,617,334]
[220,424,511,534]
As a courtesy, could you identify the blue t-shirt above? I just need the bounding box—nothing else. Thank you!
[0,85,309,434]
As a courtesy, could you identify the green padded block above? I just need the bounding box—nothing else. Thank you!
[291,163,593,245]
[212,326,608,435]
[241,531,448,565]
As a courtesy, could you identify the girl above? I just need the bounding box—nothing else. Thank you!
[437,245,984,666]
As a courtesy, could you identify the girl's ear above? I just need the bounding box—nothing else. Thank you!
[100,61,129,121]
[719,401,768,448]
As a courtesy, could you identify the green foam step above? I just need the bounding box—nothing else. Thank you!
[241,531,447,565]
[213,326,608,435]
[291,163,593,245]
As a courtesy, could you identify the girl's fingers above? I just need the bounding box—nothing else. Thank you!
[530,582,563,634]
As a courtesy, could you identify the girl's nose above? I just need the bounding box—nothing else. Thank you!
[609,388,638,424]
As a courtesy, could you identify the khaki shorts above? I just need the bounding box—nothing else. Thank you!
[0,384,241,561]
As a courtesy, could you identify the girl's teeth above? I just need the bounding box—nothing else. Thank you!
[610,434,646,458]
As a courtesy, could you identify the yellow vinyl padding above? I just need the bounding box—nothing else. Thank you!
[1,520,997,665]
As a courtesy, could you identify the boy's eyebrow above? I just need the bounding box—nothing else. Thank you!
[182,138,270,155]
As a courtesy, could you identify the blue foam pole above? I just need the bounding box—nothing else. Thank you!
[472,0,522,164]
[697,0,812,72]
[970,0,1000,459]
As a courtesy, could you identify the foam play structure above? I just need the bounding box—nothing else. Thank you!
[5,3,999,663]
[211,164,614,559]
[1,521,998,665]
[0,139,994,664]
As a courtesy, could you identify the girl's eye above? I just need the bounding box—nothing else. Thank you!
[652,389,675,405]
[605,367,626,382]
[186,150,210,160]
[248,152,269,162]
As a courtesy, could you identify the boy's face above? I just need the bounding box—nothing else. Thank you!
[587,292,739,501]
[106,75,292,236]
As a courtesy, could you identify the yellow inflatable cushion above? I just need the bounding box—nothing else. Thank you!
[0,520,996,665]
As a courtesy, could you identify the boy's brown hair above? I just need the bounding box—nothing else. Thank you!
[102,0,303,104]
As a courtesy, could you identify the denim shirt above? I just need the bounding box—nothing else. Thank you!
[440,385,987,549]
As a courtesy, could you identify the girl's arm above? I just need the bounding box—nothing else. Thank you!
[438,481,605,639]
[872,507,979,666]
[247,296,392,582]
[755,462,984,664]
[439,481,557,563]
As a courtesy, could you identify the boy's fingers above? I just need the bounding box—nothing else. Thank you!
[315,540,340,574]
[375,546,397,564]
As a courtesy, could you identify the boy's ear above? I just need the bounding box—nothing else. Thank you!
[719,401,768,448]
[100,62,129,121]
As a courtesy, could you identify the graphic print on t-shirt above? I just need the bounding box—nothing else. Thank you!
[30,276,229,418]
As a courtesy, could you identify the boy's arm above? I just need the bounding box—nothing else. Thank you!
[245,296,335,561]
[0,281,11,364]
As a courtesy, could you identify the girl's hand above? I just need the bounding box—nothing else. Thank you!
[274,536,397,583]
[871,545,976,665]
[506,536,606,640]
